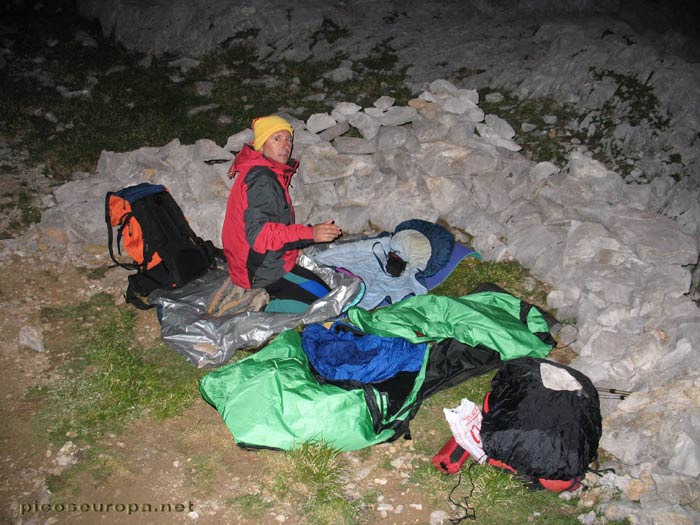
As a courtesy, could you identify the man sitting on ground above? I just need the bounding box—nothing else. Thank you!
[222,115,342,313]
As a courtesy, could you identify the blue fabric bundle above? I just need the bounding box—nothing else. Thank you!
[301,322,428,383]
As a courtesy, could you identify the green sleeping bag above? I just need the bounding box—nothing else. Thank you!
[199,329,428,451]
[347,290,554,359]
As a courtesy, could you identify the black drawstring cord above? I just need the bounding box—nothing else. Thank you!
[447,462,479,523]
[554,322,579,349]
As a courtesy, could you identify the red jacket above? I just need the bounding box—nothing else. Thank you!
[222,145,314,288]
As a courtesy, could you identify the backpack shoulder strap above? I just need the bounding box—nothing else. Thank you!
[201,239,225,267]
[372,241,388,274]
[124,281,156,310]
[105,191,137,271]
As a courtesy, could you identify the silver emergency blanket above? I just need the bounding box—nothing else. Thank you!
[149,255,364,368]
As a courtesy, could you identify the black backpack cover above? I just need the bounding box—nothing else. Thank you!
[481,357,602,481]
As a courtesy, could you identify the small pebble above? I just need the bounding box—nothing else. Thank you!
[577,510,597,525]
[430,509,450,525]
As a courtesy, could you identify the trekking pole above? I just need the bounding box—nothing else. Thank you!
[595,387,632,400]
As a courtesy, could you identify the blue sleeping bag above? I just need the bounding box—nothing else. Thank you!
[301,322,428,383]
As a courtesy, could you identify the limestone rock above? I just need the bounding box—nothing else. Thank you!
[224,129,254,152]
[333,137,377,155]
[318,120,350,142]
[19,326,44,353]
[307,113,337,134]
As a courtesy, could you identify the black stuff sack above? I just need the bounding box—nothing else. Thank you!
[480,357,602,484]
[371,241,407,277]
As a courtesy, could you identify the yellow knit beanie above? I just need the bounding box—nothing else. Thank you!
[252,116,294,151]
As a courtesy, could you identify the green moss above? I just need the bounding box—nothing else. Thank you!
[476,74,670,177]
[0,0,413,232]
[226,493,270,518]
[83,265,111,280]
[580,68,671,177]
[187,451,223,494]
[431,257,549,307]
[2,18,412,183]
[590,68,669,129]
[478,90,581,167]
[17,190,42,225]
[35,293,205,445]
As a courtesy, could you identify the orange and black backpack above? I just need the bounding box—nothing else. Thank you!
[106,182,222,309]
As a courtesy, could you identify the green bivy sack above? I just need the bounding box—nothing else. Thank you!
[199,329,429,451]
[347,287,555,360]
[199,286,557,451]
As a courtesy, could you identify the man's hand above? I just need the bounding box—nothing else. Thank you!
[312,219,342,243]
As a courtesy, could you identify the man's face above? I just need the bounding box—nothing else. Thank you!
[261,130,293,164]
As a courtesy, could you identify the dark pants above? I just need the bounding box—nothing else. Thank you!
[264,264,331,313]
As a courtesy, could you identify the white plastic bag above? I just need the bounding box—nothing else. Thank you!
[443,398,487,464]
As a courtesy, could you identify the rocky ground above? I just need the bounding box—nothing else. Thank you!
[3,259,567,525]
[0,256,459,525]
[3,1,700,524]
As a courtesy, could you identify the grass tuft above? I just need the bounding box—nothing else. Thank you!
[187,451,223,494]
[272,441,361,524]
